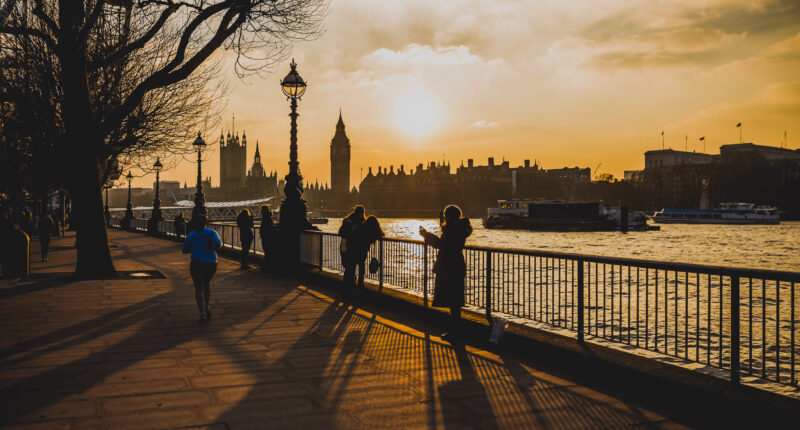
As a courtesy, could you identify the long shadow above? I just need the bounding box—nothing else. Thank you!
[0,236,289,426]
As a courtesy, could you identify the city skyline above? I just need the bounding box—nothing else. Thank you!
[126,0,800,189]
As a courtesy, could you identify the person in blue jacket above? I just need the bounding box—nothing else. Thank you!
[182,215,221,322]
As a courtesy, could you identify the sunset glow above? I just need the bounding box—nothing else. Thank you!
[391,88,445,141]
[134,0,800,189]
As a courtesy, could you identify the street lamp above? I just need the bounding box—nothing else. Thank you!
[278,59,311,231]
[125,171,134,214]
[152,158,163,223]
[192,132,207,220]
[104,183,112,227]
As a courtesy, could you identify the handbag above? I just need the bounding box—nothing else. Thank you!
[369,257,380,274]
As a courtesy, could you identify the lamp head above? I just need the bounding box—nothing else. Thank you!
[281,59,306,98]
[192,132,206,151]
[153,158,163,172]
[126,171,133,183]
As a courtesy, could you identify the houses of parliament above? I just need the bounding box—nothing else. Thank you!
[203,112,354,209]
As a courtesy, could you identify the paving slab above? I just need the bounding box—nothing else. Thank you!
[0,230,689,429]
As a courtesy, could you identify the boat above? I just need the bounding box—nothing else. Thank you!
[651,203,780,225]
[308,211,329,225]
[483,199,656,232]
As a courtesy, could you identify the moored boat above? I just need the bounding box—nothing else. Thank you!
[483,199,656,232]
[651,203,780,225]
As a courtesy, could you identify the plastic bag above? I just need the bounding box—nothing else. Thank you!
[489,317,508,344]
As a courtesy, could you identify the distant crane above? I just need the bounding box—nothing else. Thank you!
[592,163,602,180]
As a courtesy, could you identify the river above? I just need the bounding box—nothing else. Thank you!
[318,218,800,273]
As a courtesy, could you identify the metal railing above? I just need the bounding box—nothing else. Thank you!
[112,217,800,390]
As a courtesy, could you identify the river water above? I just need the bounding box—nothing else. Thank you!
[318,218,800,273]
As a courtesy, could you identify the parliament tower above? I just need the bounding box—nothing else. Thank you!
[330,110,351,195]
[219,130,247,192]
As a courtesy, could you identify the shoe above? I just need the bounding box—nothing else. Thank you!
[204,310,212,321]
[441,331,463,342]
[199,312,207,323]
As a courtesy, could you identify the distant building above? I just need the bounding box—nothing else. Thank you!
[330,111,351,196]
[719,142,800,162]
[644,149,716,169]
[219,131,247,192]
[358,157,592,216]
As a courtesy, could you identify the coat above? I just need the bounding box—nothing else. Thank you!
[236,212,254,241]
[423,217,472,308]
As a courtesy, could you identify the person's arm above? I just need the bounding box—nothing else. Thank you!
[182,234,193,254]
[418,227,440,248]
[211,230,222,251]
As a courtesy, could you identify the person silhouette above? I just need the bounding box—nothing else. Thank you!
[419,204,472,340]
[236,209,254,269]
[258,205,273,271]
[174,213,186,239]
[37,213,56,262]
[182,215,221,322]
[339,205,366,290]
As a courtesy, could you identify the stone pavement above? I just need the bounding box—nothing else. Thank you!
[0,230,687,429]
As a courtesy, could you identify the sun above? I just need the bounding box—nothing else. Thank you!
[391,88,445,141]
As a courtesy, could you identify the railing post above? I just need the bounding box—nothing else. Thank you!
[378,239,384,290]
[318,233,323,269]
[485,251,492,322]
[423,244,428,307]
[731,275,741,385]
[578,259,585,342]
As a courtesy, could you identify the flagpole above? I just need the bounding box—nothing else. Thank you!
[685,133,687,151]
[661,131,664,149]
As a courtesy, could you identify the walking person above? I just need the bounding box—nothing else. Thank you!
[37,213,56,262]
[182,215,221,322]
[419,205,472,341]
[259,205,273,271]
[348,215,384,292]
[339,205,366,290]
[174,213,186,239]
[236,209,254,269]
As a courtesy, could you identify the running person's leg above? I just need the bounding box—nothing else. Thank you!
[190,261,206,319]
[203,262,217,318]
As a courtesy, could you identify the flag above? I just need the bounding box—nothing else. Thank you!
[661,131,664,136]
[699,136,705,141]
[736,122,741,127]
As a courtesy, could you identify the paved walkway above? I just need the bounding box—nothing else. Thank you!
[0,230,686,429]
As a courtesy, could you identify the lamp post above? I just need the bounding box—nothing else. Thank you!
[104,183,111,227]
[278,59,312,231]
[125,172,134,215]
[152,158,163,223]
[192,133,207,221]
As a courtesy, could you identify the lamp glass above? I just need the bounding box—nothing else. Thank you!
[153,159,163,172]
[193,133,206,151]
[282,82,306,98]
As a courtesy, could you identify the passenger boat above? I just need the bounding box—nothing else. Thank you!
[651,203,780,225]
[483,199,655,232]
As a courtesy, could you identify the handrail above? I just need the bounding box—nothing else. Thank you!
[297,229,800,281]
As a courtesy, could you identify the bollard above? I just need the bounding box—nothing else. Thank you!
[4,227,30,279]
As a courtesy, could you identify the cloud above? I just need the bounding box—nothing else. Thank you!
[469,120,500,128]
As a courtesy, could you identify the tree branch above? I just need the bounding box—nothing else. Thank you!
[100,1,240,136]
[32,0,59,36]
[78,0,107,44]
[87,3,178,71]
[0,25,58,51]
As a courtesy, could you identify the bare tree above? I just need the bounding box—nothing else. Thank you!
[0,0,326,278]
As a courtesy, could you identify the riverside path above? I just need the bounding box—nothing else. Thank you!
[0,230,726,429]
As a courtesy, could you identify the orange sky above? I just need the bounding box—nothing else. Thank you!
[125,0,800,192]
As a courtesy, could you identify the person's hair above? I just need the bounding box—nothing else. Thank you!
[363,215,384,240]
[193,215,207,231]
[261,204,270,215]
[240,208,251,216]
[354,205,365,215]
[443,205,462,222]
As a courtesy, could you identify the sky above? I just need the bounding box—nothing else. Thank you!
[130,0,800,191]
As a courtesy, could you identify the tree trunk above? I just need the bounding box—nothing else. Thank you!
[68,155,117,279]
[58,3,117,279]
